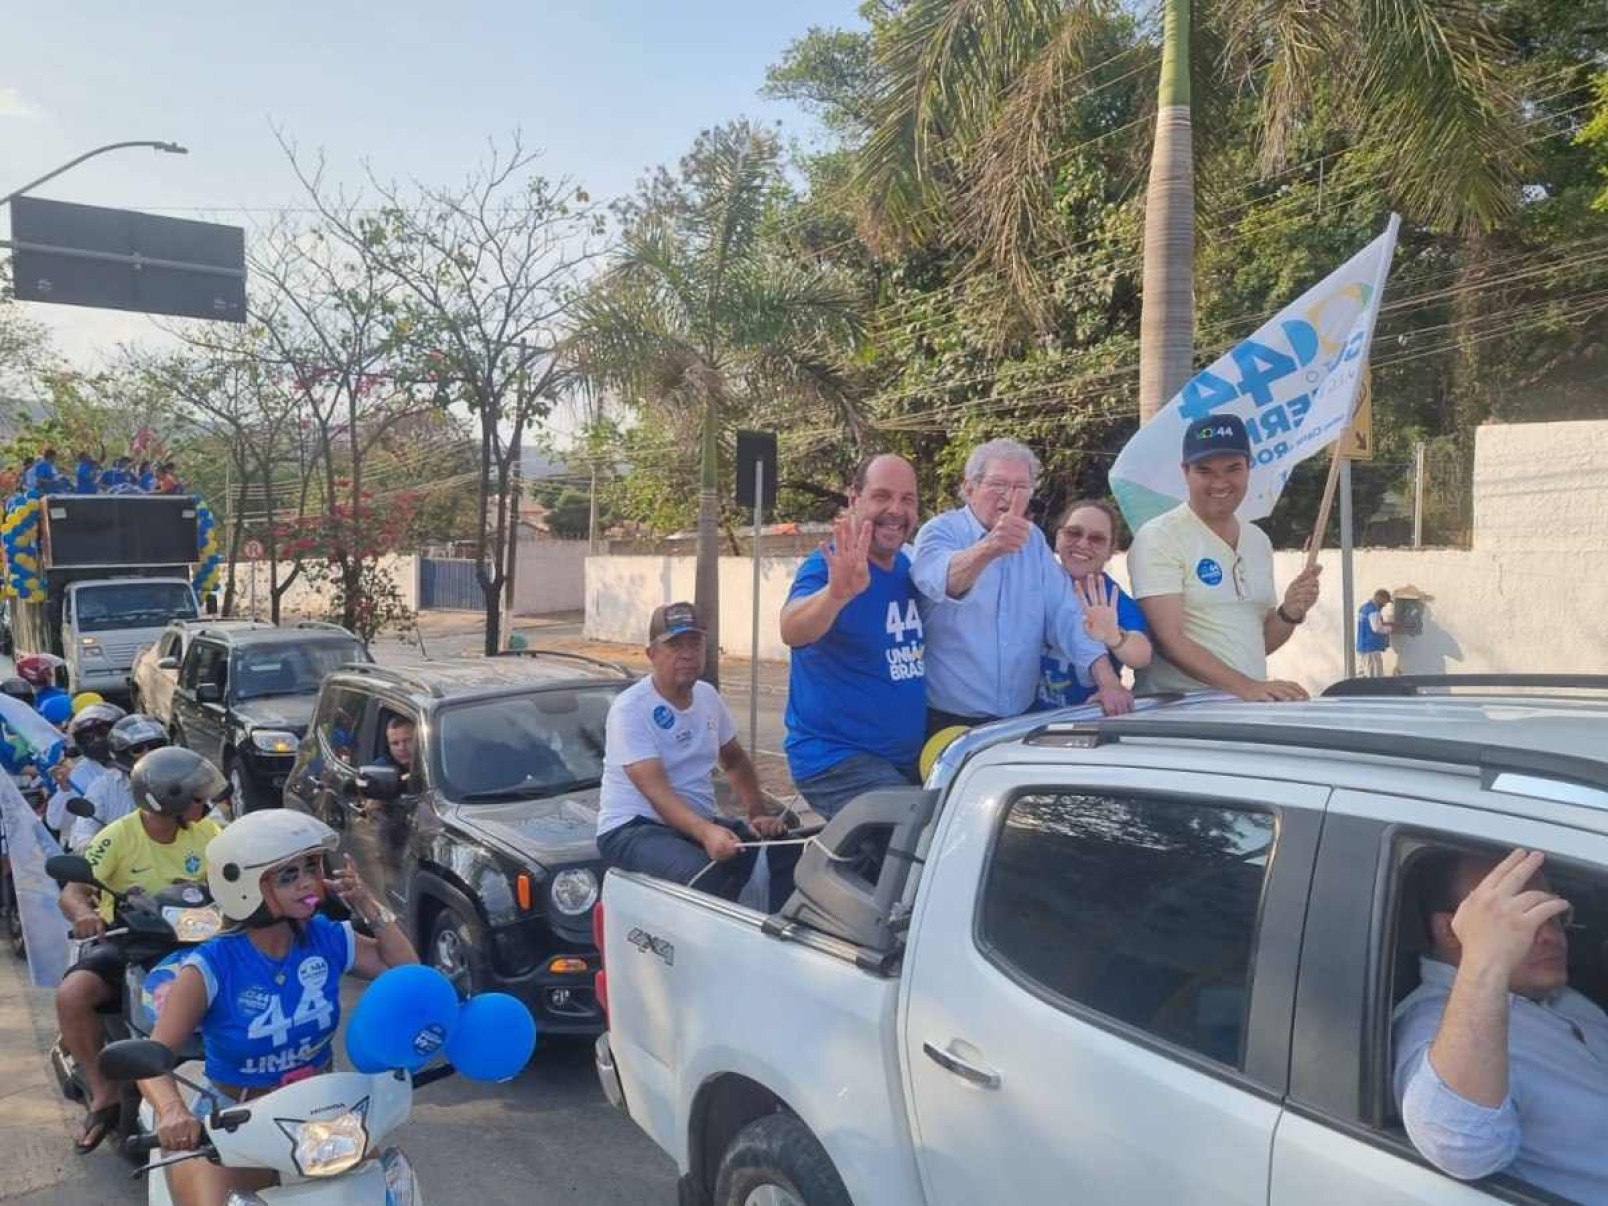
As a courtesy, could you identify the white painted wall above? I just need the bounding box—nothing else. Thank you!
[586,546,1604,694]
[586,420,1608,692]
[512,540,587,615]
[1474,420,1608,553]
[226,554,420,620]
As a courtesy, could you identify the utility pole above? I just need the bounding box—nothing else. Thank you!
[1412,441,1426,548]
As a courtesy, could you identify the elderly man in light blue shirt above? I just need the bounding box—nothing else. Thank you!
[1393,847,1608,1202]
[912,438,1131,733]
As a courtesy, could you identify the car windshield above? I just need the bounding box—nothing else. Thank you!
[437,685,622,801]
[232,640,363,700]
[75,583,198,633]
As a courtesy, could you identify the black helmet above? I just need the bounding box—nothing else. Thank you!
[129,746,225,819]
[0,677,35,704]
[68,702,127,762]
[108,713,169,771]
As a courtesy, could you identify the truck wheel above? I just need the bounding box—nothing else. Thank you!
[426,905,488,1000]
[712,1114,851,1206]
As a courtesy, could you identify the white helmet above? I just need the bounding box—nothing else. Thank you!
[207,809,339,922]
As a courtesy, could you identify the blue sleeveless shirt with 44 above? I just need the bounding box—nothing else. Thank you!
[183,915,356,1088]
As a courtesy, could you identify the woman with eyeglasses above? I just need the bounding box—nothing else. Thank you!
[1036,500,1153,710]
[134,809,417,1206]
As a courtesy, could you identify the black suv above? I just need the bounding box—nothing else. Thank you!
[283,652,633,1035]
[171,622,369,814]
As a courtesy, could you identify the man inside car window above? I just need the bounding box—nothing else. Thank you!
[1393,848,1608,1201]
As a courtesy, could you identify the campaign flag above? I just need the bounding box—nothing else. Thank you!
[1111,215,1400,532]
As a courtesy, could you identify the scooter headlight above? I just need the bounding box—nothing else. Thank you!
[293,1111,368,1177]
[381,1146,421,1206]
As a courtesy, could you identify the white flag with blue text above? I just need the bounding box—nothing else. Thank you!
[1111,215,1400,532]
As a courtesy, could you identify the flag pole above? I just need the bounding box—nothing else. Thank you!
[1302,212,1398,569]
[1304,367,1366,569]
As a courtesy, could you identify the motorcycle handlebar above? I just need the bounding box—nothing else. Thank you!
[123,1132,162,1157]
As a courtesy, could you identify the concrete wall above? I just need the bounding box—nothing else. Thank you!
[226,554,420,620]
[586,554,806,660]
[586,543,1605,694]
[1474,420,1608,553]
[587,420,1608,691]
[512,540,587,616]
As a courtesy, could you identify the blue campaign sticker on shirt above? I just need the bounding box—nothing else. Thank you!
[651,705,675,730]
[1196,558,1224,587]
[184,853,203,876]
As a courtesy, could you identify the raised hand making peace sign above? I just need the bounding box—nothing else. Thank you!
[823,511,873,602]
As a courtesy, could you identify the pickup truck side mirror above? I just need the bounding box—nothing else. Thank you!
[157,656,180,671]
[195,683,223,705]
[355,764,403,802]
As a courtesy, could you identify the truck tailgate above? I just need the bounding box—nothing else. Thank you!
[602,869,924,1205]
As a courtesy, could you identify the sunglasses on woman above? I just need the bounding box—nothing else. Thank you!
[271,855,326,889]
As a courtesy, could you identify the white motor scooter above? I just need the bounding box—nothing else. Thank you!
[102,1037,448,1204]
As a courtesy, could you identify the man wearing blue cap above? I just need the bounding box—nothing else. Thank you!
[596,602,796,908]
[1128,414,1321,701]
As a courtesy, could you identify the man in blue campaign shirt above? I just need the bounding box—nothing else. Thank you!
[1357,588,1394,678]
[1036,499,1154,709]
[783,455,925,817]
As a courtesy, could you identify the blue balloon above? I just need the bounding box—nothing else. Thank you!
[444,993,538,1082]
[344,964,460,1072]
[38,694,71,725]
[344,1014,389,1073]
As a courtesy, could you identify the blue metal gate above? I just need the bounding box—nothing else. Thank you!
[418,558,483,610]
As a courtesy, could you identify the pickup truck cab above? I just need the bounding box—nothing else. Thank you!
[596,677,1608,1206]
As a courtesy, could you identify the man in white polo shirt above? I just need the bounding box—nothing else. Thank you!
[596,602,795,908]
[1128,414,1321,701]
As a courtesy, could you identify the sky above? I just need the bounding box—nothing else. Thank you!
[2,0,864,367]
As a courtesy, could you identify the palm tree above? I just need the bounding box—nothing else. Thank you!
[855,0,1529,422]
[572,123,862,684]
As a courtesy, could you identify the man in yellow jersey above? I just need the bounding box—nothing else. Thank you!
[53,747,224,1153]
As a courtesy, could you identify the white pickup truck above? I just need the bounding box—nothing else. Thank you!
[595,677,1608,1206]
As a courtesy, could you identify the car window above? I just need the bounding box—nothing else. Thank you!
[231,639,361,700]
[372,706,420,784]
[182,641,228,691]
[436,685,622,800]
[310,686,371,771]
[1381,835,1608,1201]
[977,791,1275,1069]
[159,632,181,660]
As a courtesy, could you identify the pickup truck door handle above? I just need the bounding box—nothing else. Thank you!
[922,1041,1001,1090]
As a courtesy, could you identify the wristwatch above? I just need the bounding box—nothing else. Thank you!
[365,904,397,929]
[1276,604,1305,625]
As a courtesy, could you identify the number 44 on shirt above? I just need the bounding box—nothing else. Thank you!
[885,599,924,643]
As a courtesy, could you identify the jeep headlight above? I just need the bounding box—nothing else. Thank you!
[79,637,106,659]
[161,904,223,942]
[550,868,599,916]
[250,729,300,755]
[293,1111,367,1177]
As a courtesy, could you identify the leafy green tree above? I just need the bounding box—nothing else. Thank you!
[853,0,1533,421]
[571,121,862,683]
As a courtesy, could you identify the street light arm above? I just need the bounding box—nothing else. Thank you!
[0,140,188,210]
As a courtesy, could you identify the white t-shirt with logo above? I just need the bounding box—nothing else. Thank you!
[597,677,737,836]
[1128,503,1277,693]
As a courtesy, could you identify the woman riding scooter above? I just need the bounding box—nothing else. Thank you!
[138,809,418,1206]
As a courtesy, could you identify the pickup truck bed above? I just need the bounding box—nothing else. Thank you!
[600,870,927,1206]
